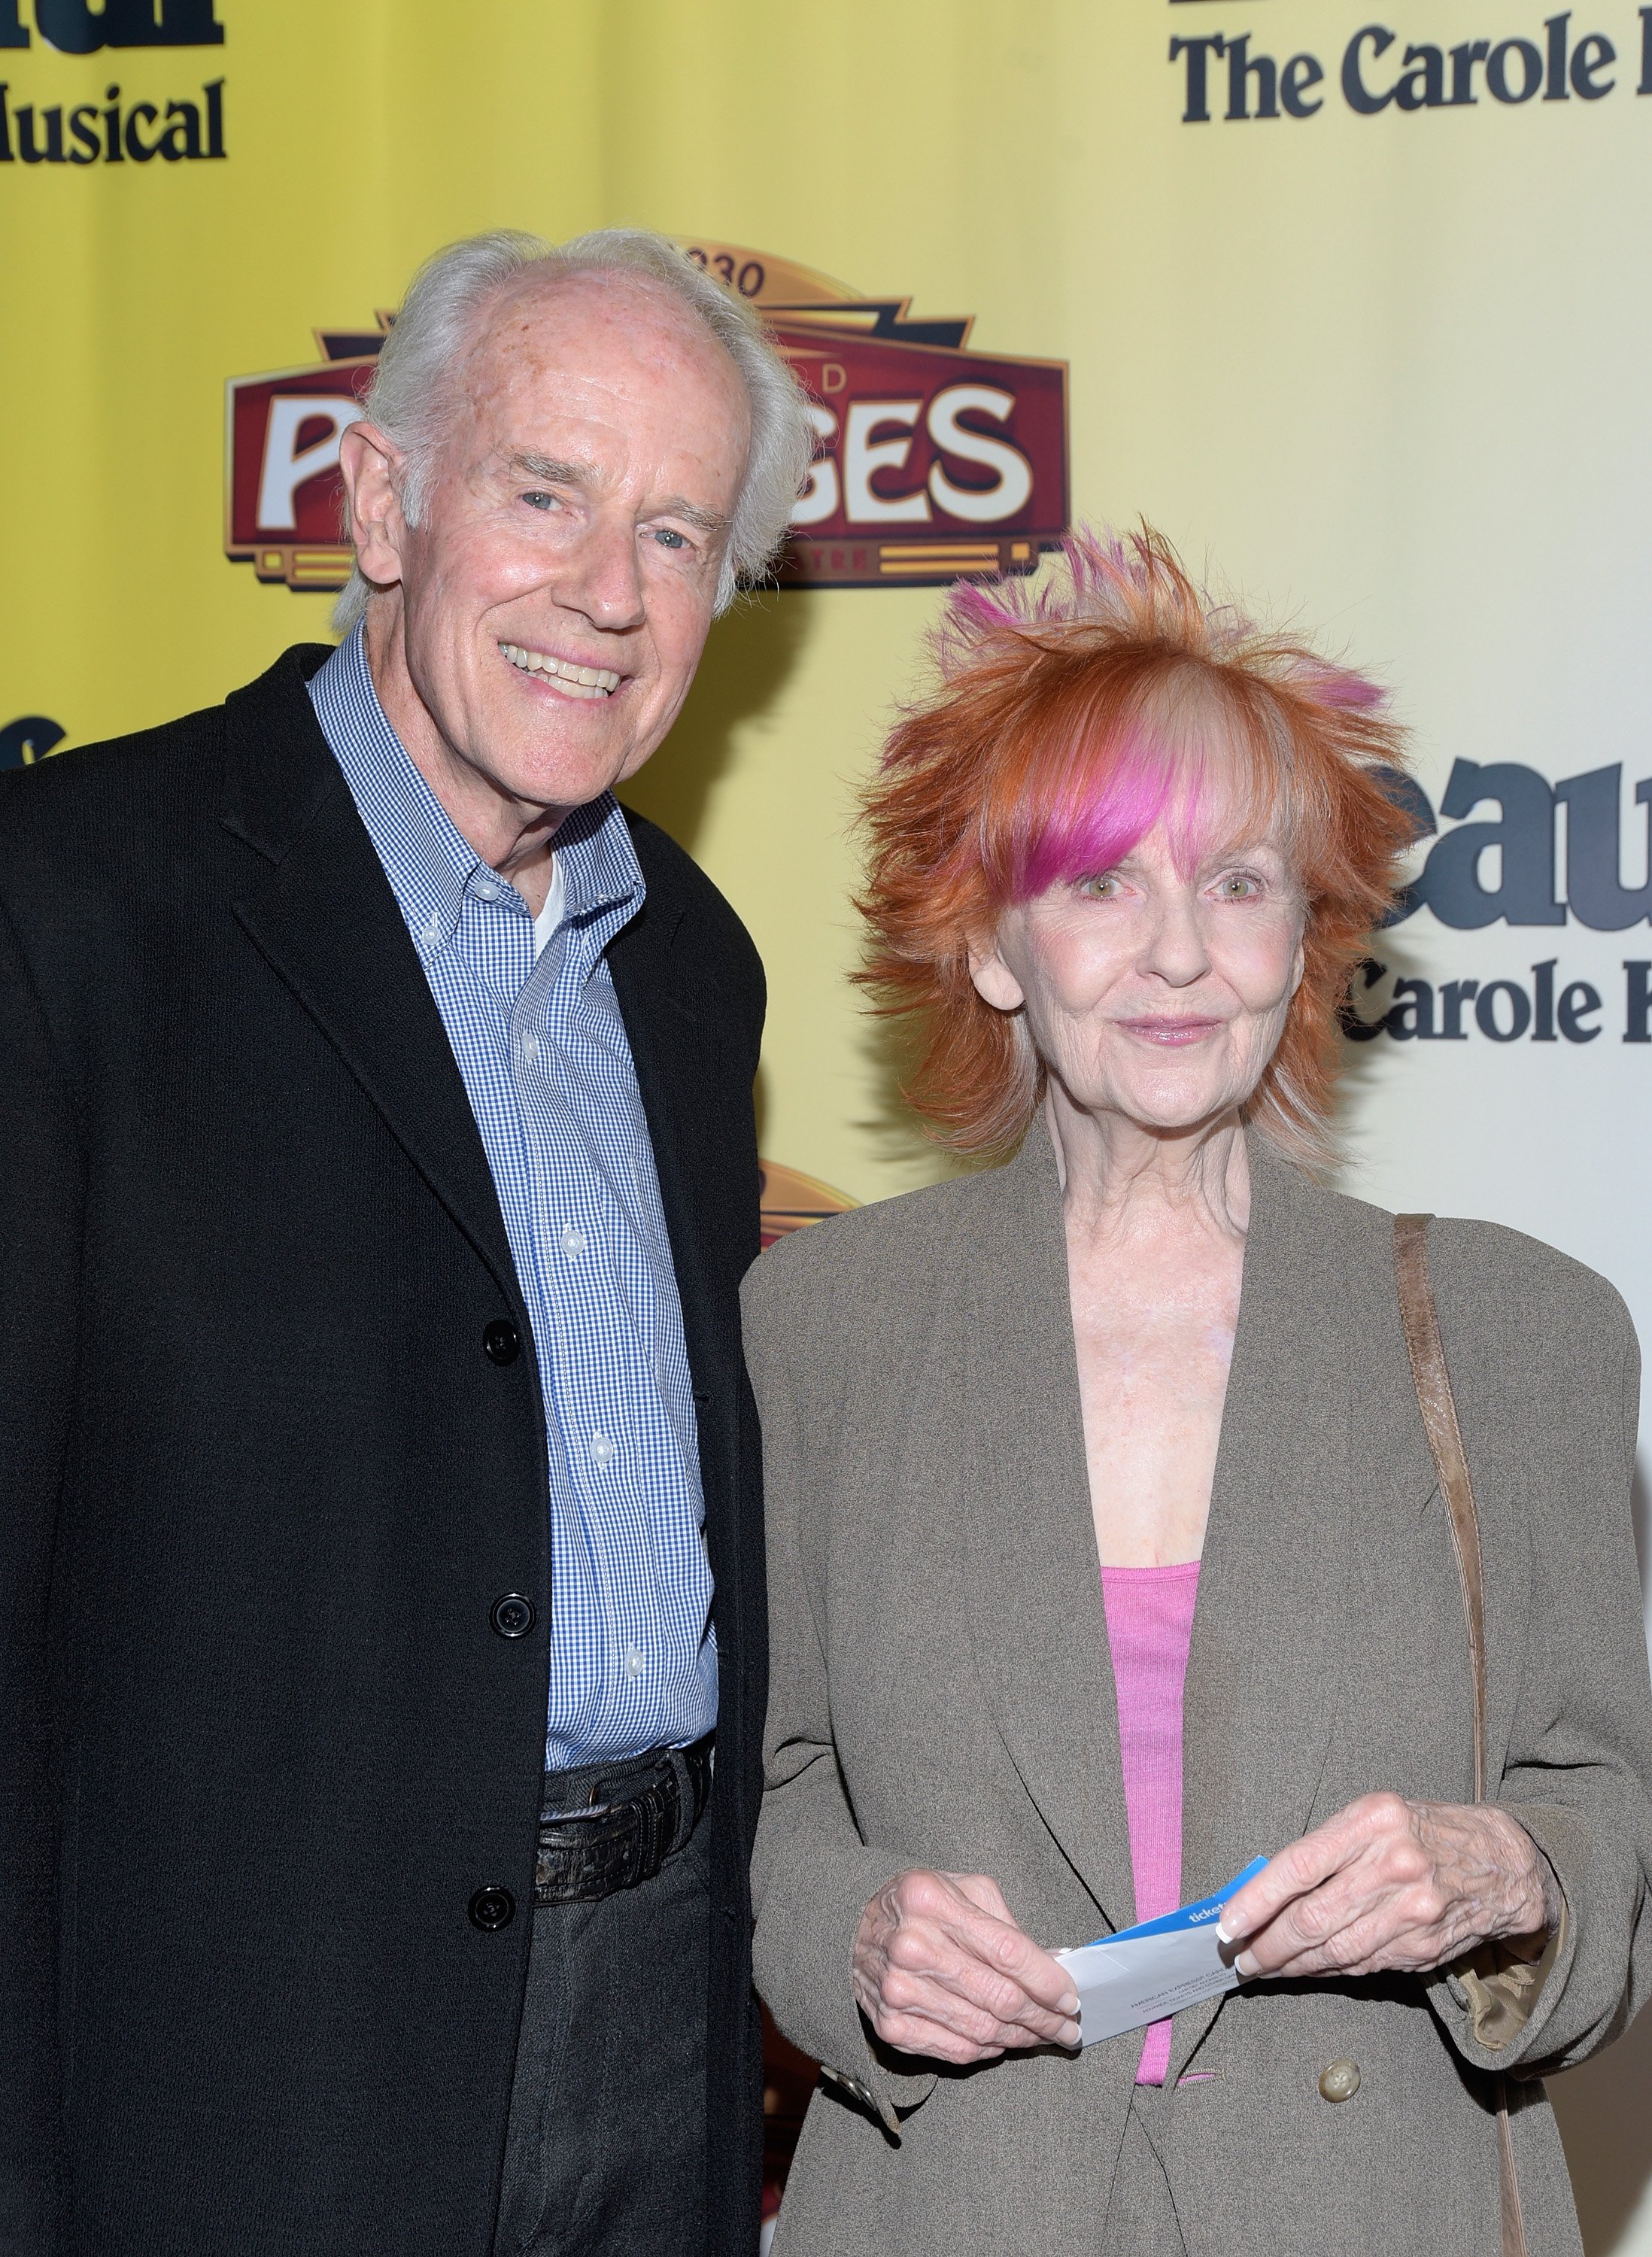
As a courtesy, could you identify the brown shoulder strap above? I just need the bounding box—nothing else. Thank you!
[1393,1212,1486,1799]
[1392,1214,1526,2257]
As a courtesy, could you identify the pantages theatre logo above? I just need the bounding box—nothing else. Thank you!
[223,240,1070,594]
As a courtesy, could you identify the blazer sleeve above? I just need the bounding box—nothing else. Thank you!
[1427,1256,1652,2077]
[0,892,80,2249]
[742,1251,938,2136]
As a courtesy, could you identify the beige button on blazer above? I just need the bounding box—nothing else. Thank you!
[742,1128,1652,2257]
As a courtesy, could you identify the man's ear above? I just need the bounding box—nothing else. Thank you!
[967,940,1025,1013]
[339,421,408,594]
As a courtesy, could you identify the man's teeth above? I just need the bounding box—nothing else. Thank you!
[500,643,620,700]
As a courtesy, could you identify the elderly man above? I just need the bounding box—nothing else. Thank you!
[0,229,812,2257]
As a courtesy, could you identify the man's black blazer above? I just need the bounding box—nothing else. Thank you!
[0,647,769,2255]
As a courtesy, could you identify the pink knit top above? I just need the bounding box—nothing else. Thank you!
[1100,1560,1201,2085]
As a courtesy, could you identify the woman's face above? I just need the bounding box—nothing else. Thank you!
[970,794,1307,1138]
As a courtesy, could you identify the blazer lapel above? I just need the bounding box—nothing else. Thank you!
[1168,1133,1357,2079]
[220,652,523,1306]
[960,1129,1136,1935]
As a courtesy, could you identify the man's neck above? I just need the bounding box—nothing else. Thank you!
[362,603,566,916]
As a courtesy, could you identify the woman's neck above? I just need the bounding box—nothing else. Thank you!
[1043,1087,1252,1248]
[1052,1087,1251,1570]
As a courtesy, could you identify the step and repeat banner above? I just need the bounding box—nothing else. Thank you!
[2,0,1650,2244]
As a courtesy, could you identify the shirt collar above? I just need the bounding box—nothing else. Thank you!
[308,624,644,962]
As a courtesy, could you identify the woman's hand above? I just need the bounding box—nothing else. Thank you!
[852,1870,1081,2064]
[1218,1792,1562,1982]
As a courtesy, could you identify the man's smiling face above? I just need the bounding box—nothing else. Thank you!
[347,268,752,834]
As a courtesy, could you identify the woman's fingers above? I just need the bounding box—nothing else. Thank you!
[853,1870,1081,2061]
[1230,1811,1437,1976]
[880,1915,1077,2045]
[931,1889,1080,2017]
[947,1871,1016,1923]
[875,1958,1059,2052]
[1218,1798,1386,1950]
[1222,1794,1553,1981]
[858,1956,1038,2058]
[879,1869,1079,2021]
[888,1924,1078,2043]
[869,2002,1006,2066]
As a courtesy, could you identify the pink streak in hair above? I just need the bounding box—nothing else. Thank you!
[940,525,1392,905]
[1010,729,1206,904]
[1306,661,1386,710]
[937,529,1147,667]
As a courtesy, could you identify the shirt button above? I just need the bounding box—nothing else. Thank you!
[559,1224,587,1257]
[472,875,503,902]
[624,1645,645,1678]
[590,1432,616,1468]
[520,1033,540,1065]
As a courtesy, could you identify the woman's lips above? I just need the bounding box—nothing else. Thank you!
[1115,1016,1226,1046]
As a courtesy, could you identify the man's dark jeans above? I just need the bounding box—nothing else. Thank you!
[493,1767,712,2255]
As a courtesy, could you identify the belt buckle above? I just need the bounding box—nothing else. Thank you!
[533,1754,685,1907]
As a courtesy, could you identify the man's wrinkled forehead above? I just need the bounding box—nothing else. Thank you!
[454,266,748,441]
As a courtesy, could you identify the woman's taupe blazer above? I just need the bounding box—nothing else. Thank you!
[742,1130,1652,2257]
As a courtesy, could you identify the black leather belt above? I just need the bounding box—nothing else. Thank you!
[533,1733,713,1907]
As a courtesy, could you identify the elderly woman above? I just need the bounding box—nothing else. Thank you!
[742,531,1652,2257]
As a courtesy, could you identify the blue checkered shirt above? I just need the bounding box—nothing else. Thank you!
[309,629,715,1771]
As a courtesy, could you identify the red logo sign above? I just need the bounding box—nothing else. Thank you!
[223,333,380,591]
[225,244,1068,592]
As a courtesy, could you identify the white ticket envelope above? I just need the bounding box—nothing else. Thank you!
[1054,1858,1268,2046]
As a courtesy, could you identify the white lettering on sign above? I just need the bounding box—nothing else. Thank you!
[791,402,841,527]
[256,395,366,530]
[926,384,1035,524]
[843,399,931,524]
[798,387,1041,531]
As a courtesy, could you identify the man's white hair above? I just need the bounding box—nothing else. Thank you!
[332,226,814,633]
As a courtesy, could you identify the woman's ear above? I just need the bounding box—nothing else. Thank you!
[967,940,1026,1013]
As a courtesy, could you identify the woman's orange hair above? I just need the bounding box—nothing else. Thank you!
[856,526,1417,1168]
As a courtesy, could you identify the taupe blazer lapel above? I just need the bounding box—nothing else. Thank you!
[1169,1134,1358,2078]
[959,1128,1135,1936]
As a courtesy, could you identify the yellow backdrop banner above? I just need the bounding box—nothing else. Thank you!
[4,3,1651,2241]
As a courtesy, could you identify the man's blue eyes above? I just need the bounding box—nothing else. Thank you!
[518,494,689,551]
